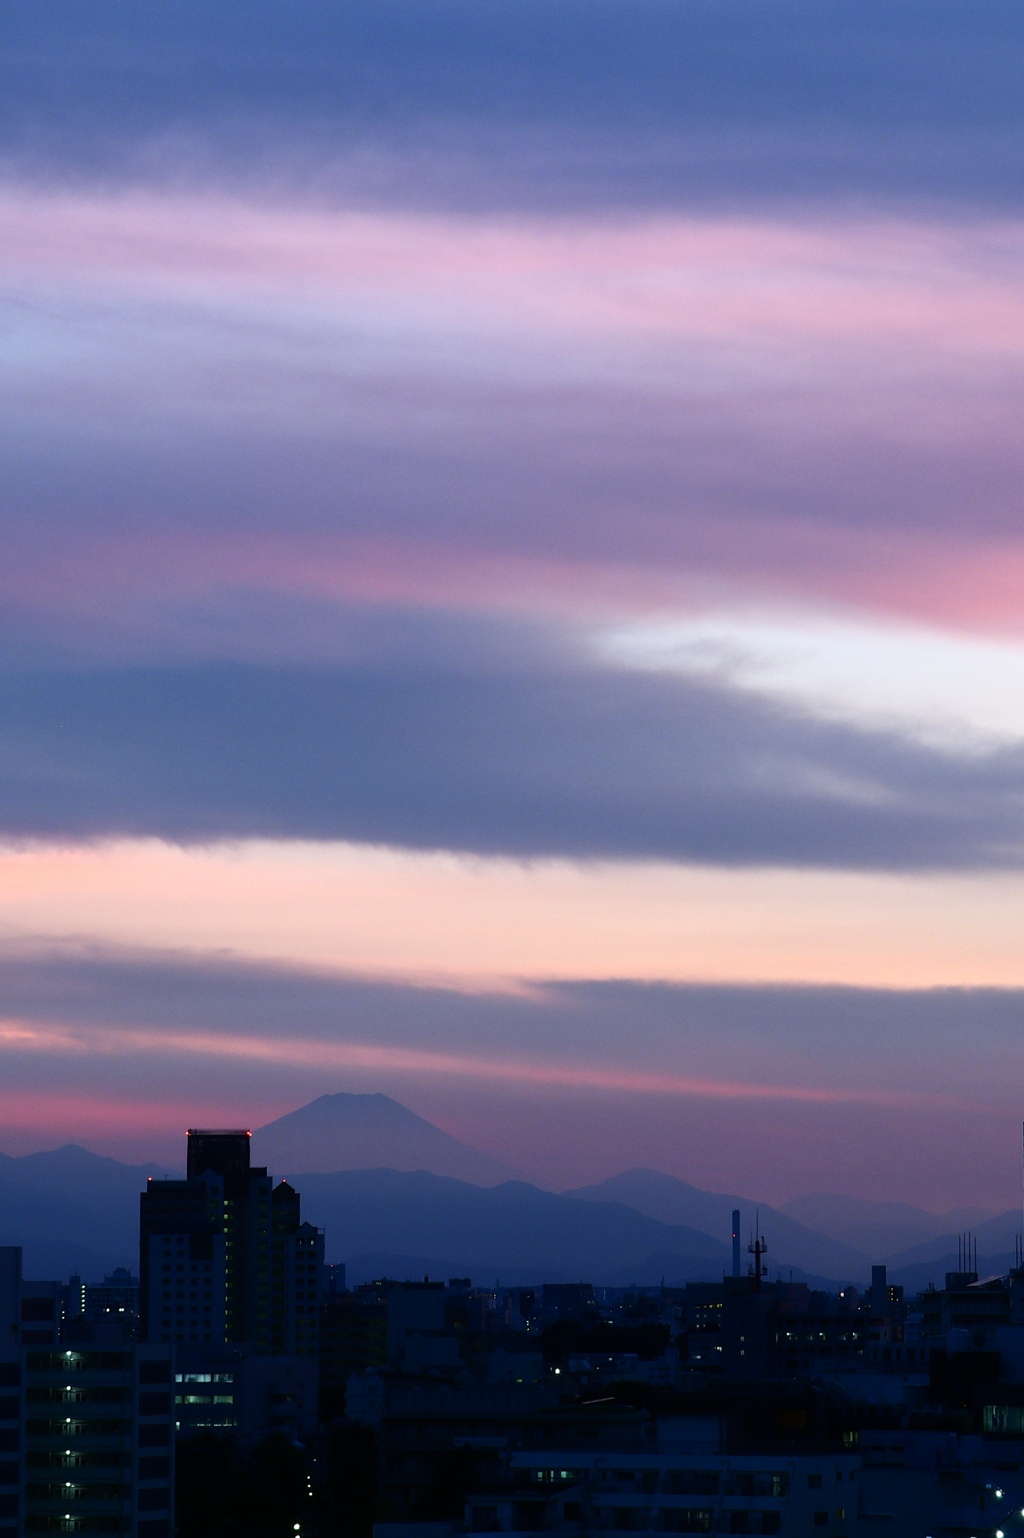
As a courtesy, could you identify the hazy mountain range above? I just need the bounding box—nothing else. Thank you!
[0,1093,1012,1291]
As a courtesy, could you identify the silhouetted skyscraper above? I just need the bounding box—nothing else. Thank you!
[139,1130,322,1358]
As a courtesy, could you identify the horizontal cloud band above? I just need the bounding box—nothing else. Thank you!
[2,0,1022,211]
[0,943,1017,1111]
[0,1016,958,1112]
[1,655,1023,868]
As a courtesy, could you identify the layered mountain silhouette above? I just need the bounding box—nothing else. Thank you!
[252,1093,521,1185]
[299,1169,732,1285]
[0,1095,1011,1290]
[778,1191,993,1260]
[564,1168,866,1280]
[0,1144,172,1276]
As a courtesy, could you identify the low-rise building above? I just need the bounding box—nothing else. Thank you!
[466,1448,859,1536]
[172,1342,318,1443]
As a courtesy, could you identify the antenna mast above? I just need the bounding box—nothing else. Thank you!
[748,1215,768,1291]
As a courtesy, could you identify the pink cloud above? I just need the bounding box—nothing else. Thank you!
[3,190,1022,355]
[4,517,1024,639]
[0,187,1020,639]
[0,1087,210,1138]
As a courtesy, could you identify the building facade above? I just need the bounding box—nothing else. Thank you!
[466,1449,860,1537]
[0,1342,173,1538]
[139,1130,323,1358]
[0,1253,62,1355]
[171,1344,318,1444]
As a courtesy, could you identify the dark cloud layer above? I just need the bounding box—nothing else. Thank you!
[1,647,1023,867]
[4,943,1024,1072]
[1,0,1021,210]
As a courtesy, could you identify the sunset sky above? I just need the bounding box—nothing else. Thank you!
[1,0,1023,1207]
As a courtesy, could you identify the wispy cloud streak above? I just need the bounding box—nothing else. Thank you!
[0,1014,970,1112]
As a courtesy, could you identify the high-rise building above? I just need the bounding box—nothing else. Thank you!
[0,1250,63,1352]
[0,1252,173,1538]
[139,1130,323,1358]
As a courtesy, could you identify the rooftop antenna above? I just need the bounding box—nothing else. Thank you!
[748,1214,767,1292]
[958,1232,978,1277]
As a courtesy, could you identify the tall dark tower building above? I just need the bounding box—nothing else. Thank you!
[140,1129,323,1358]
[186,1128,251,1188]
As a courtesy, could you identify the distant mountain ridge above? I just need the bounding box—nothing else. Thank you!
[564,1168,868,1280]
[0,1095,1015,1290]
[0,1143,176,1277]
[0,1140,842,1286]
[778,1191,994,1260]
[252,1093,522,1186]
[296,1168,731,1282]
[882,1206,1024,1271]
